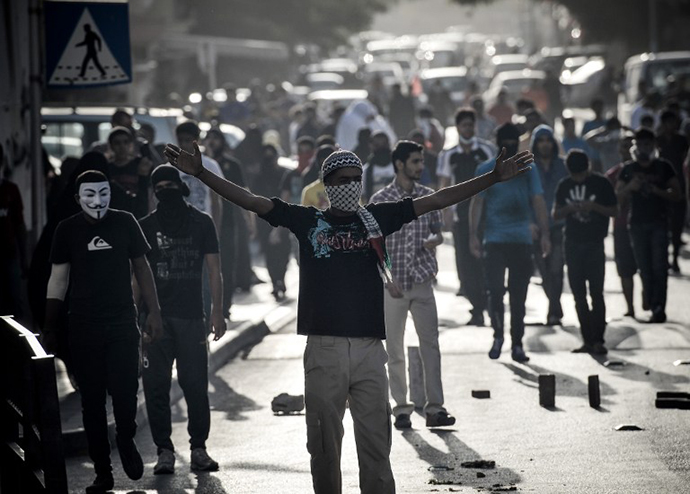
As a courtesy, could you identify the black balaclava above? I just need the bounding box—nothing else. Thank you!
[496,123,521,158]
[151,164,190,233]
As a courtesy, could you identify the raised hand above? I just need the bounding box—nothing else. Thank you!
[492,148,534,182]
[164,141,204,177]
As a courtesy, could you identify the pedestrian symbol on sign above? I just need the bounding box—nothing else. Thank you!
[76,23,106,79]
[45,2,132,89]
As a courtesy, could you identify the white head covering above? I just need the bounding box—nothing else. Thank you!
[335,100,397,151]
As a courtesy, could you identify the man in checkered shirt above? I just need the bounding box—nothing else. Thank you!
[370,140,454,430]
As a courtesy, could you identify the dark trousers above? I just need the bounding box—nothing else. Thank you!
[533,226,564,320]
[220,223,237,315]
[483,243,533,345]
[68,316,140,475]
[143,317,210,453]
[566,241,606,345]
[258,225,291,288]
[629,223,669,314]
[669,201,687,262]
[453,220,486,315]
[234,212,254,291]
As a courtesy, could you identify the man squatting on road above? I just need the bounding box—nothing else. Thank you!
[164,140,534,494]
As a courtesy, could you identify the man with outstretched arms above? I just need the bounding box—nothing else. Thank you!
[164,141,533,494]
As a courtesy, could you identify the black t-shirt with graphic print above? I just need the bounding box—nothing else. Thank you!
[260,197,417,339]
[138,205,219,318]
[555,173,617,245]
[50,209,150,320]
[618,159,677,224]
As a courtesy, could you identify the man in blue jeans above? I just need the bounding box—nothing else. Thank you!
[469,123,551,363]
[616,128,682,323]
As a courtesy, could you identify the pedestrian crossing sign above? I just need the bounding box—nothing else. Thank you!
[45,1,132,88]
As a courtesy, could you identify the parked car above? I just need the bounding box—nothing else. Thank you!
[488,54,529,79]
[618,51,690,125]
[560,57,607,108]
[418,66,469,106]
[307,89,369,119]
[361,61,406,87]
[483,69,546,107]
[301,58,360,88]
[198,122,246,149]
[305,72,345,91]
[41,106,184,163]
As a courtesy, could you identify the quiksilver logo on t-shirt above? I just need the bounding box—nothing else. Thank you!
[87,236,112,251]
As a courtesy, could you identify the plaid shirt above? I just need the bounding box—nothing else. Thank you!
[370,180,443,291]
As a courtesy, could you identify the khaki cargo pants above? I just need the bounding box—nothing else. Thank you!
[304,335,395,494]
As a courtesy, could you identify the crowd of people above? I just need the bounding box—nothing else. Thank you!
[0,66,689,492]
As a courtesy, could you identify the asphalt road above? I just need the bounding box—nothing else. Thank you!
[64,233,690,493]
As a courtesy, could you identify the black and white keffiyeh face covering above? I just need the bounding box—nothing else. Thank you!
[325,182,362,212]
[322,150,394,284]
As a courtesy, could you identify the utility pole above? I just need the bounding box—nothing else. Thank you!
[29,0,45,238]
[649,0,658,52]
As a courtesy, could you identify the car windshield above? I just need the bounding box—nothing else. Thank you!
[645,59,690,93]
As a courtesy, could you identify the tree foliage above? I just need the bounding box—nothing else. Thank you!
[192,0,396,48]
[452,0,690,54]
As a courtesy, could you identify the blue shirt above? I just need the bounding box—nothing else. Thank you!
[562,136,588,155]
[476,159,543,244]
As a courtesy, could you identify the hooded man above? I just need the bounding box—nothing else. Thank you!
[530,124,568,326]
[43,170,163,493]
[136,164,225,475]
[164,136,534,494]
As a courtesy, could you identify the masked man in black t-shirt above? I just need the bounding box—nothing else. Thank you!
[554,150,618,354]
[135,165,225,475]
[616,129,682,323]
[163,142,533,494]
[43,170,163,493]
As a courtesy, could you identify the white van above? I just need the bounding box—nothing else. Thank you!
[618,51,690,126]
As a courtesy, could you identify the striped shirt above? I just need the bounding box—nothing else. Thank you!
[436,139,494,221]
[370,180,443,291]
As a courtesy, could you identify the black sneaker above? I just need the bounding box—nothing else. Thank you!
[85,473,114,494]
[426,411,456,428]
[649,309,667,323]
[571,344,592,353]
[511,345,530,363]
[116,436,144,480]
[191,448,219,471]
[394,413,412,429]
[488,338,503,359]
[467,313,485,326]
[590,343,608,355]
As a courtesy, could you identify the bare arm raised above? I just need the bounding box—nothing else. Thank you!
[413,149,534,217]
[164,142,274,215]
